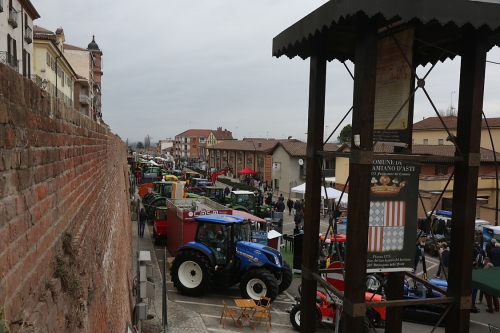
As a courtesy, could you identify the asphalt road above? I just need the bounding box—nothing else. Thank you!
[143,187,500,332]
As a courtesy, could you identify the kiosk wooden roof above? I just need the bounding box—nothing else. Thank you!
[273,1,500,332]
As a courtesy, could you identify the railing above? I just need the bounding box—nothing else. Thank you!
[8,6,18,28]
[24,25,33,44]
[0,51,19,72]
[79,94,91,104]
[31,74,44,87]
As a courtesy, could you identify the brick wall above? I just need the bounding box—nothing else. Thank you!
[0,64,133,333]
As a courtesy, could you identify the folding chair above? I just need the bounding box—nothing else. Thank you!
[220,300,240,328]
[489,323,500,333]
[252,296,272,331]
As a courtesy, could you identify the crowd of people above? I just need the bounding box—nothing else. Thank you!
[413,230,500,315]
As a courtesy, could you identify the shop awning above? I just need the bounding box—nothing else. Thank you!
[472,267,500,298]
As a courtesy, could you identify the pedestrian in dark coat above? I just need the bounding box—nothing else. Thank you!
[139,208,148,238]
[488,242,500,267]
[294,200,301,213]
[277,200,285,212]
[287,198,294,215]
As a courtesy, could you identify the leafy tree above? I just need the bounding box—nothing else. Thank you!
[136,142,144,149]
[337,124,352,144]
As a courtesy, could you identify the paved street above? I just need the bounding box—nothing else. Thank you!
[133,178,500,333]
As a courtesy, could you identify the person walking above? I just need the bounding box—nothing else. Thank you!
[293,199,301,216]
[434,245,445,278]
[440,243,450,279]
[482,257,499,313]
[294,209,304,233]
[413,240,422,274]
[277,200,285,213]
[224,185,230,197]
[139,208,148,238]
[486,238,497,253]
[287,198,294,216]
[471,260,481,313]
[488,242,500,267]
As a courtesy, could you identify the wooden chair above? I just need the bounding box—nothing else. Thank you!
[252,296,271,331]
[220,300,240,328]
[490,324,500,333]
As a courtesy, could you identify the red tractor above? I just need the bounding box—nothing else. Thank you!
[209,166,231,184]
[288,284,386,331]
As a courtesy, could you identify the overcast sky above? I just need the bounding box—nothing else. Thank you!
[34,0,500,144]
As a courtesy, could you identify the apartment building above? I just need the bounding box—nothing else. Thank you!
[32,26,77,107]
[0,0,40,77]
[64,36,103,121]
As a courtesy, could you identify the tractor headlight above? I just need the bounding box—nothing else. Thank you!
[274,255,280,266]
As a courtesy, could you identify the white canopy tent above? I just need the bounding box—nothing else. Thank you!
[291,183,348,205]
[147,160,161,166]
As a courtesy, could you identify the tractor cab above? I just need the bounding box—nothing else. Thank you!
[228,190,257,212]
[153,206,168,245]
[190,178,211,187]
[195,217,252,265]
[153,181,174,198]
[184,171,203,184]
[204,186,226,203]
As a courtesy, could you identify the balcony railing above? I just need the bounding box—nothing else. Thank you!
[0,51,19,72]
[8,6,18,28]
[31,74,44,88]
[24,25,33,44]
[79,94,91,105]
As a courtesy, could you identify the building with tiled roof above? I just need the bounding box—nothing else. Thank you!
[33,26,77,109]
[64,35,104,122]
[207,127,234,147]
[268,141,344,195]
[0,0,40,76]
[334,143,500,222]
[174,129,212,161]
[206,138,286,185]
[413,116,500,151]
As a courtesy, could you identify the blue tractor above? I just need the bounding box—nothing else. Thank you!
[170,214,293,302]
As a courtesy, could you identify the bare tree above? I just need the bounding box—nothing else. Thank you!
[144,135,151,149]
[438,106,457,117]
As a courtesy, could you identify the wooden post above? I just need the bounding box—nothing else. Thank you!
[446,24,487,333]
[300,35,327,333]
[342,13,377,332]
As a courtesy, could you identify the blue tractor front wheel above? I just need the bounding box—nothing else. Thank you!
[239,268,279,302]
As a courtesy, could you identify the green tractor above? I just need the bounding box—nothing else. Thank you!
[225,190,270,218]
[204,186,227,204]
[142,181,174,217]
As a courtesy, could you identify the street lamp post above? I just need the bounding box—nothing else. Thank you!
[249,139,260,184]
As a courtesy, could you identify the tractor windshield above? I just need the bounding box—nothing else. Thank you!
[235,193,255,206]
[233,221,252,243]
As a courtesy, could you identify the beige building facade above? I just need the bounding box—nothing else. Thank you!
[32,26,76,107]
[412,116,500,151]
[0,0,39,77]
